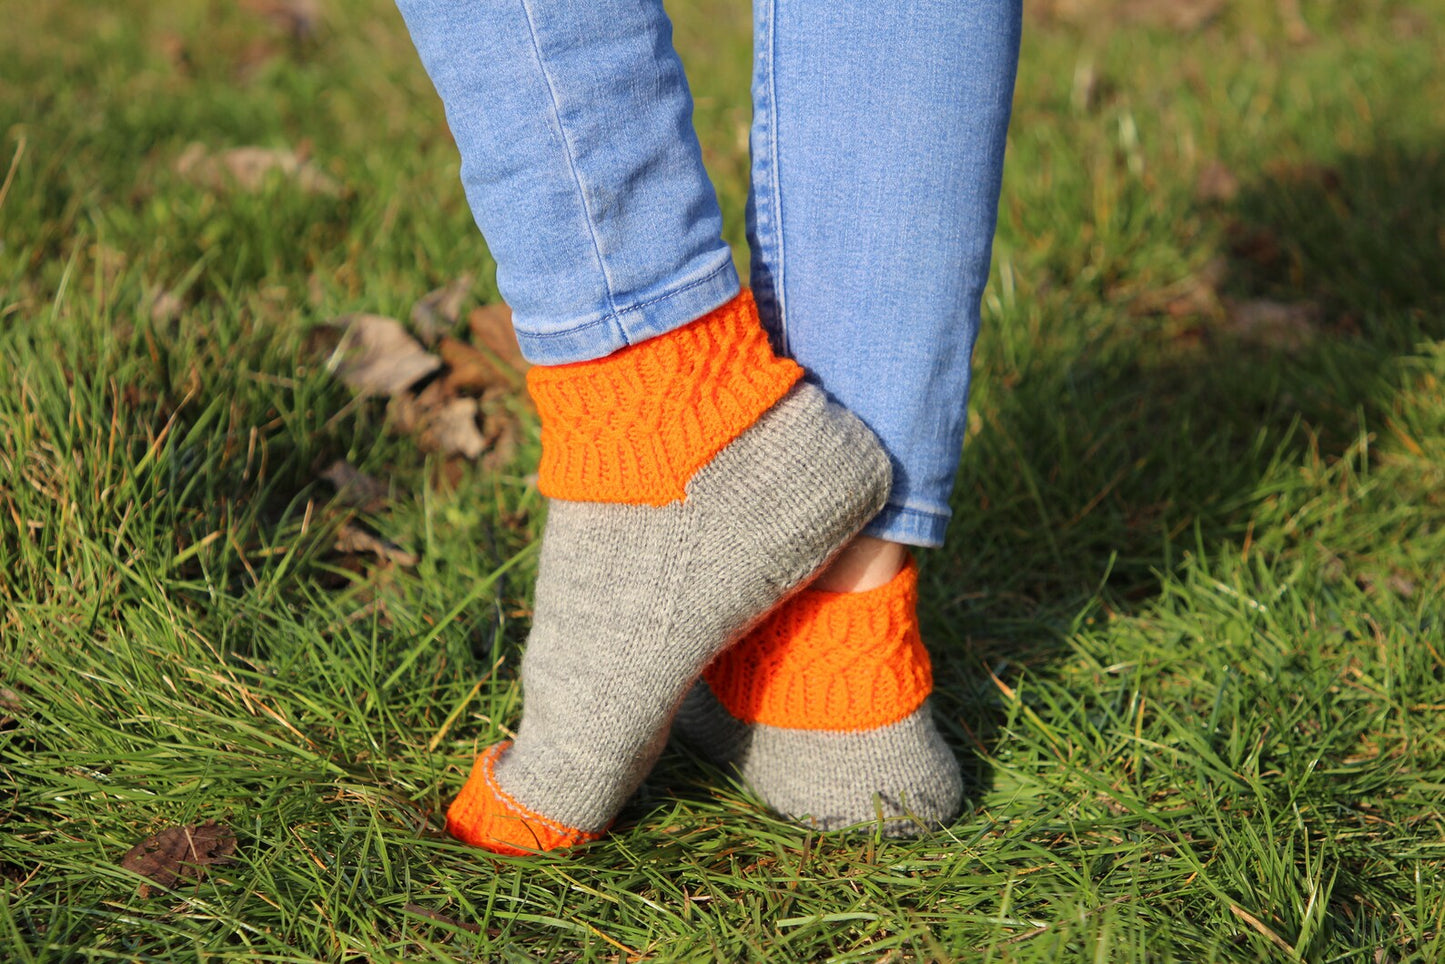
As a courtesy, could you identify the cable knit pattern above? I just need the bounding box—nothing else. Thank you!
[527,290,803,505]
[446,742,605,855]
[703,559,933,731]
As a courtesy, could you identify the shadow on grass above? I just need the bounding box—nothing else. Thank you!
[924,141,1445,797]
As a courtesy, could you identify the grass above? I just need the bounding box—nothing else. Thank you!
[3,0,1444,960]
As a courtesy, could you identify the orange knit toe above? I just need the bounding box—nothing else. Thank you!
[445,743,605,855]
[704,558,932,731]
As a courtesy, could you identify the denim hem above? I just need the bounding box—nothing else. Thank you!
[861,502,951,549]
[513,257,741,365]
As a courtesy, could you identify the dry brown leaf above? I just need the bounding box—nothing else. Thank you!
[467,303,530,376]
[422,398,487,459]
[334,523,420,567]
[439,336,512,394]
[326,314,442,398]
[320,460,389,511]
[1195,161,1240,204]
[1223,299,1320,349]
[175,143,340,197]
[386,378,453,436]
[411,276,473,346]
[479,408,522,473]
[120,821,236,898]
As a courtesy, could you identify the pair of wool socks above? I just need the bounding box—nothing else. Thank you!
[445,291,959,854]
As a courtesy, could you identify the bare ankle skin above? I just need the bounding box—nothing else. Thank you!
[812,535,909,593]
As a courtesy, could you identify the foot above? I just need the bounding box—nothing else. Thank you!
[445,292,892,854]
[677,551,963,835]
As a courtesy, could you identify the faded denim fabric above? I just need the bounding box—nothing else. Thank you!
[395,0,1020,546]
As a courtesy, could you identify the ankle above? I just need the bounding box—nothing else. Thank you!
[812,536,909,592]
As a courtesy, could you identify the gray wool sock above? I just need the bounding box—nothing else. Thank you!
[676,682,963,836]
[672,554,963,836]
[445,378,891,853]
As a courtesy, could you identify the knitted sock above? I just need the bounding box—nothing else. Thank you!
[676,558,963,835]
[446,290,892,854]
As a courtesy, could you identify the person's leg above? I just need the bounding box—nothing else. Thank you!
[678,0,1023,834]
[396,0,892,853]
[395,0,740,364]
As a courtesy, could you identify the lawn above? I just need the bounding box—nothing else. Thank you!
[3,0,1444,960]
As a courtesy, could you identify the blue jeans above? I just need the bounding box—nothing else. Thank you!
[395,0,1020,548]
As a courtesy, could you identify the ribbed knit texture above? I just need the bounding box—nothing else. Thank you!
[703,559,932,731]
[527,290,803,505]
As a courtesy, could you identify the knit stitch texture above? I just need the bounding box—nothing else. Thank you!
[703,559,932,731]
[445,291,891,852]
[679,559,962,835]
[527,290,802,505]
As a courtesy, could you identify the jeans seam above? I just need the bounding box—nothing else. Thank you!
[518,258,736,342]
[883,501,952,521]
[614,258,735,319]
[757,0,787,354]
[516,0,620,319]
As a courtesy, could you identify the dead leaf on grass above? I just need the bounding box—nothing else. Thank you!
[421,398,487,459]
[467,303,530,376]
[334,523,419,567]
[320,460,389,511]
[386,378,451,436]
[478,405,522,473]
[326,314,443,397]
[439,336,512,394]
[411,276,473,346]
[120,821,236,898]
[175,143,340,197]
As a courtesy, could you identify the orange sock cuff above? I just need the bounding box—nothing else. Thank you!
[446,743,605,855]
[526,290,803,505]
[704,558,933,731]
